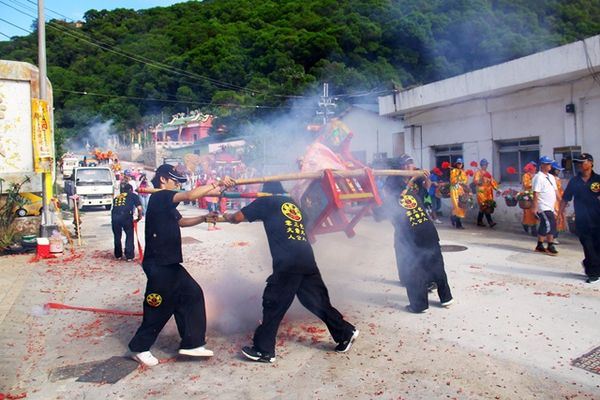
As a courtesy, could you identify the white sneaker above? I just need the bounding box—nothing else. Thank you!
[178,346,214,357]
[132,351,159,367]
[553,239,560,245]
[434,219,443,224]
[441,298,454,307]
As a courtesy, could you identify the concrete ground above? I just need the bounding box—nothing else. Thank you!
[0,205,599,400]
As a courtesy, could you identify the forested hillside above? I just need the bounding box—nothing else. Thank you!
[1,0,599,144]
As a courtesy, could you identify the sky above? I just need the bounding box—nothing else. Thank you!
[0,0,188,41]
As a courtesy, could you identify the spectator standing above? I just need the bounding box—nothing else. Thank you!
[532,156,559,255]
[560,153,600,283]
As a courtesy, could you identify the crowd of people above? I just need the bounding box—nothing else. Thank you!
[377,153,598,284]
[109,150,597,369]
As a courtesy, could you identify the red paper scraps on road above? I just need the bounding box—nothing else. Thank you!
[46,252,83,265]
[45,302,143,316]
[230,241,250,247]
[0,393,27,400]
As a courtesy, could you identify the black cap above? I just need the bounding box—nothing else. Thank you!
[262,181,286,194]
[153,164,187,186]
[573,153,594,162]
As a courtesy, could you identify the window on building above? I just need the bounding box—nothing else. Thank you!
[433,145,463,182]
[434,145,463,167]
[497,138,539,183]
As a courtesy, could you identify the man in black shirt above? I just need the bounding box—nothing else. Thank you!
[223,181,358,363]
[560,153,600,283]
[111,183,142,261]
[383,165,453,313]
[128,164,235,367]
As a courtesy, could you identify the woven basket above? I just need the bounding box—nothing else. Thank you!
[518,199,533,209]
[504,197,517,207]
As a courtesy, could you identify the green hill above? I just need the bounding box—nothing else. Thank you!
[1,0,599,148]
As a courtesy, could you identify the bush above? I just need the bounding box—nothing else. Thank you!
[0,177,31,248]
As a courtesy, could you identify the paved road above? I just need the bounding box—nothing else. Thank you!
[0,206,598,399]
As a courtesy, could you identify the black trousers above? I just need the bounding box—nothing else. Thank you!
[111,216,134,259]
[399,244,453,312]
[253,271,355,355]
[579,228,600,279]
[477,211,493,225]
[129,262,207,352]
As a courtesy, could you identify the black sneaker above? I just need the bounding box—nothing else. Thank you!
[546,244,558,255]
[405,305,427,314]
[335,329,359,353]
[534,244,547,254]
[241,346,275,363]
[586,276,599,284]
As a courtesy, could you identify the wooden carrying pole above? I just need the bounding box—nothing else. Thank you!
[137,169,425,194]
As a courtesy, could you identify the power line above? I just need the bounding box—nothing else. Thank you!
[0,16,32,34]
[54,88,312,110]
[0,30,13,39]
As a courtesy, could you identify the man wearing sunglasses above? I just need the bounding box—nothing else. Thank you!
[560,153,600,283]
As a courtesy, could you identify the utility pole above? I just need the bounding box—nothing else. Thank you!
[316,83,336,125]
[38,0,57,237]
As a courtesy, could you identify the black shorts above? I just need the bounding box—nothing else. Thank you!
[537,210,556,236]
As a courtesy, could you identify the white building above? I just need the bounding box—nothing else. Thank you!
[338,106,405,165]
[378,34,600,184]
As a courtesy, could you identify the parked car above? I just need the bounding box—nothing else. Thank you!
[15,192,43,217]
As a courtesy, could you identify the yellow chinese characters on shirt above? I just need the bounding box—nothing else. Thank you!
[399,195,429,226]
[281,202,307,241]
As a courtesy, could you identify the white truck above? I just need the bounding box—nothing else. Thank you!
[64,167,115,210]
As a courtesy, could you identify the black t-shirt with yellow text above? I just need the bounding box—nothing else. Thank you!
[241,196,318,274]
[111,192,141,219]
[562,171,600,233]
[386,193,440,248]
[143,190,183,266]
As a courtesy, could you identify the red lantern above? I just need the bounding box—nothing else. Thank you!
[470,161,478,167]
[441,161,450,169]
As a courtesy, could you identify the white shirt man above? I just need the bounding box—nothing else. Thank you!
[532,170,557,212]
[532,157,559,255]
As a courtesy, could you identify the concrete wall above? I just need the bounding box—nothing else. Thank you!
[339,108,404,164]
